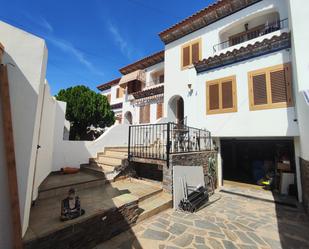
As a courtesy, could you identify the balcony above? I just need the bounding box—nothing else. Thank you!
[213,18,289,53]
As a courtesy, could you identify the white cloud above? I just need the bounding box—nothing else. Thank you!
[47,36,104,76]
[107,21,133,59]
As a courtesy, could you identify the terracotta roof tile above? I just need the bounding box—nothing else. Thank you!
[97,78,120,91]
[119,50,164,75]
[159,0,262,44]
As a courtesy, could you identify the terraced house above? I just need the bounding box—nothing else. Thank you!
[98,0,309,209]
[1,0,309,248]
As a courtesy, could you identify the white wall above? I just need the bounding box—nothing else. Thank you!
[164,0,295,137]
[0,21,48,235]
[288,0,309,161]
[32,82,60,200]
[51,93,129,171]
[194,51,299,137]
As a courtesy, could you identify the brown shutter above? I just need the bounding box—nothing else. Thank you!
[116,88,120,98]
[157,103,163,119]
[222,81,233,109]
[140,105,150,123]
[209,84,220,110]
[270,69,288,103]
[252,74,267,105]
[192,42,200,63]
[107,94,111,103]
[139,106,144,124]
[182,46,190,67]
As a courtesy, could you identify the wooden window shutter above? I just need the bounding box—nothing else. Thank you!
[157,103,163,119]
[222,81,233,109]
[270,69,288,103]
[182,46,190,68]
[140,105,150,123]
[139,106,144,124]
[116,88,120,98]
[191,42,200,63]
[252,74,268,105]
[209,84,220,110]
[107,94,111,103]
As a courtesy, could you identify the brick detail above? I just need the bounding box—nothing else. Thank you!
[23,200,139,249]
[163,151,217,194]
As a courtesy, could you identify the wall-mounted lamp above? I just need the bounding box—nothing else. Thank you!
[187,83,192,90]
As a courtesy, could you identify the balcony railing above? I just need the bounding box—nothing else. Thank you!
[213,18,288,53]
[128,122,212,163]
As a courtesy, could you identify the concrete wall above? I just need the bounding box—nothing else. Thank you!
[287,0,309,210]
[287,0,309,161]
[0,21,48,235]
[52,123,130,171]
[32,83,63,200]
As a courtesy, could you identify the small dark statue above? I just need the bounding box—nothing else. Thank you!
[60,188,85,221]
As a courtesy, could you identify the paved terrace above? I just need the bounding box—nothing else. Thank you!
[96,184,309,249]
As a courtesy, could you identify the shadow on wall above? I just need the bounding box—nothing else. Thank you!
[1,52,43,244]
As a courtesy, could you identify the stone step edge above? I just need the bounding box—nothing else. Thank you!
[137,195,172,223]
[38,176,106,194]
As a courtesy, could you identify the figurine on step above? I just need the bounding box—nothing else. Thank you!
[60,188,85,221]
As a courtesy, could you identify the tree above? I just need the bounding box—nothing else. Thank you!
[56,85,115,140]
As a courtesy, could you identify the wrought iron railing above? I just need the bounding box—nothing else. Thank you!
[213,18,289,53]
[128,122,212,163]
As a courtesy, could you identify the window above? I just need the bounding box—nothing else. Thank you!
[181,38,202,70]
[248,63,293,111]
[106,94,111,103]
[140,105,150,124]
[159,74,164,84]
[206,76,237,115]
[157,102,163,119]
[116,87,124,98]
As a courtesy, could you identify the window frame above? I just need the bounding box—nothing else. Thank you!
[206,75,237,115]
[181,38,202,70]
[248,63,293,111]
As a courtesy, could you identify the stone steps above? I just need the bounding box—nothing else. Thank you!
[81,163,121,181]
[137,192,172,223]
[38,171,106,200]
[96,155,125,165]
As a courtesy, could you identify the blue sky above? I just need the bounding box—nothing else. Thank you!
[0,0,214,95]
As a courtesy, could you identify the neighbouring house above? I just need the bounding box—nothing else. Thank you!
[97,50,165,125]
[97,0,309,211]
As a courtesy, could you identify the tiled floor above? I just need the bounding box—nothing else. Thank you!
[96,185,309,249]
[24,178,162,242]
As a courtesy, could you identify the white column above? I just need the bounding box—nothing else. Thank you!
[215,138,223,187]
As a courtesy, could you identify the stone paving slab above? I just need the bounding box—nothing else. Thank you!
[95,186,309,249]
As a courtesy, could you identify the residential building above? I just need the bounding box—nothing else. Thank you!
[97,51,165,125]
[98,0,309,208]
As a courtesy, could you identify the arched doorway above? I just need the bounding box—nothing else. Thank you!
[124,111,133,125]
[168,95,184,124]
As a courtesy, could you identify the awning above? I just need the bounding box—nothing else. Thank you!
[119,69,145,88]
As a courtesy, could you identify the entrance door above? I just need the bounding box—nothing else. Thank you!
[176,97,184,124]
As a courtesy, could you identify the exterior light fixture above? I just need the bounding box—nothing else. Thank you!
[187,83,192,90]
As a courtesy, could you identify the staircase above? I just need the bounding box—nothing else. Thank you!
[80,147,128,181]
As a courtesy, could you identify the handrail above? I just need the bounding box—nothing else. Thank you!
[213,18,289,53]
[128,122,212,163]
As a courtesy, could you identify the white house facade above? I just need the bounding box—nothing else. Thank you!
[98,0,309,207]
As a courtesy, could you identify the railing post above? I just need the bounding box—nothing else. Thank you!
[166,122,170,167]
[128,126,131,161]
